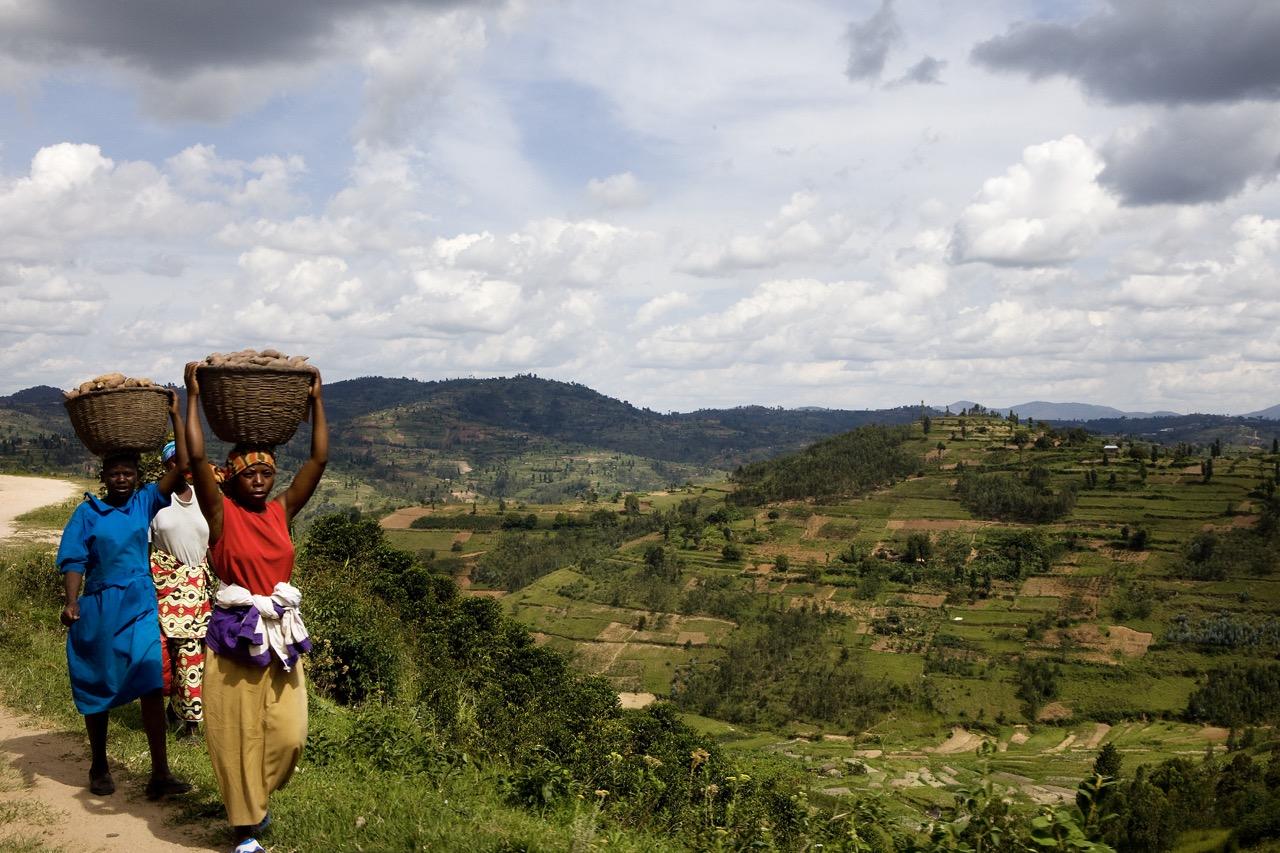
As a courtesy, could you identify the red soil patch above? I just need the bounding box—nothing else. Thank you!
[895,592,947,608]
[1037,702,1073,722]
[1045,624,1152,663]
[380,505,433,529]
[802,515,830,540]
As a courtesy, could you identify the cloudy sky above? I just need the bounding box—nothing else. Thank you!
[1,1,1278,414]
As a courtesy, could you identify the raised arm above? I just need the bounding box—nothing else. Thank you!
[185,363,225,544]
[281,370,328,524]
[156,389,189,497]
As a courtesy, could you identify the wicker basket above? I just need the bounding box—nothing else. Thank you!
[197,365,314,446]
[64,386,172,457]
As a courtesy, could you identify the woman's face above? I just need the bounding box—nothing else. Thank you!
[231,463,275,506]
[101,461,138,502]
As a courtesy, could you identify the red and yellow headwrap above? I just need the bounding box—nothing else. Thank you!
[215,449,277,482]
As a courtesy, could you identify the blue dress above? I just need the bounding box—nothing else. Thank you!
[56,484,170,715]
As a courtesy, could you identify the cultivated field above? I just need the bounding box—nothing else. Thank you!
[375,412,1280,825]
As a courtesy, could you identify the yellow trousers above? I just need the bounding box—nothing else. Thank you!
[203,651,308,827]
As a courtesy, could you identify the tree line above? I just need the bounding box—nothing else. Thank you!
[728,424,918,505]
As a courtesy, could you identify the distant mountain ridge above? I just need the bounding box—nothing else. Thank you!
[0,385,66,407]
[944,400,1182,420]
[1245,403,1280,419]
[321,375,925,467]
[0,375,925,475]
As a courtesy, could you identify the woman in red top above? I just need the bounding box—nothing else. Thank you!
[184,364,327,853]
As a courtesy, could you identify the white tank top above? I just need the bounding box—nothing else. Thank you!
[150,489,210,566]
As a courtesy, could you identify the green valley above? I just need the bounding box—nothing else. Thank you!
[356,410,1280,849]
[4,396,1280,851]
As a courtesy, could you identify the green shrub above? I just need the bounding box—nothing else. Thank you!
[0,547,61,607]
[303,559,414,704]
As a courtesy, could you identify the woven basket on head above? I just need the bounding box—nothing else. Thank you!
[64,386,172,457]
[197,365,314,446]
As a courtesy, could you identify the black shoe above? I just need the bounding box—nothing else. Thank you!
[145,775,193,800]
[89,769,115,796]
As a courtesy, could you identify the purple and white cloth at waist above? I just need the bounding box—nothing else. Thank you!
[206,582,311,671]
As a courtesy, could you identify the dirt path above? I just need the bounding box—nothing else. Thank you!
[0,703,217,852]
[0,474,82,543]
[601,628,639,671]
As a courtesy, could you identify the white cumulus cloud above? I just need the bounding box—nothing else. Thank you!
[949,135,1118,267]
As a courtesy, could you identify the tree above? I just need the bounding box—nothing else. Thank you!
[904,532,932,564]
[644,544,682,582]
[922,414,932,435]
[1093,743,1122,780]
[773,553,791,572]
[1017,658,1060,713]
[1114,776,1174,853]
[1013,429,1031,458]
[623,494,641,516]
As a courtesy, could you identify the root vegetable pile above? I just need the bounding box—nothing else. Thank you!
[64,373,158,400]
[203,348,313,370]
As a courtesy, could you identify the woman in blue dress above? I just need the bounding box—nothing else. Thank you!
[57,391,193,798]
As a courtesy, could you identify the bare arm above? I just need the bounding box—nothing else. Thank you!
[156,390,189,497]
[56,504,88,627]
[185,363,225,544]
[60,572,81,627]
[281,371,328,524]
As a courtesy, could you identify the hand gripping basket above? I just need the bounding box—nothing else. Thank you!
[197,365,314,446]
[65,387,172,457]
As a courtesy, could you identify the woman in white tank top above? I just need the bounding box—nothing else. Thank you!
[149,440,213,737]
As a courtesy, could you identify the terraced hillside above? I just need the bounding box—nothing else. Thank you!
[380,412,1280,836]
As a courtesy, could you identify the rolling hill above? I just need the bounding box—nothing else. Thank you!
[0,375,925,496]
[376,410,1280,847]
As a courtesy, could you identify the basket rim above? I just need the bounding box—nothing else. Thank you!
[197,364,317,375]
[63,385,172,406]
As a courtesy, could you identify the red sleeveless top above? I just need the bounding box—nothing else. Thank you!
[210,496,295,595]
